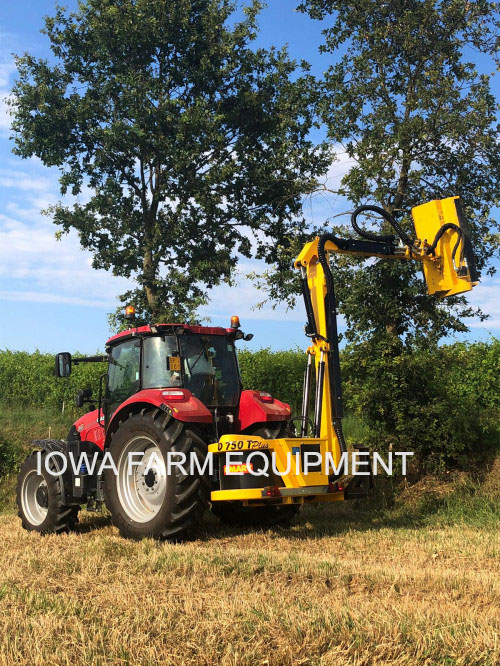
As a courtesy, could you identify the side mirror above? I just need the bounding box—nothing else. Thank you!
[76,388,92,408]
[55,352,72,378]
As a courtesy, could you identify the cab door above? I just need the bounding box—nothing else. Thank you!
[105,339,141,421]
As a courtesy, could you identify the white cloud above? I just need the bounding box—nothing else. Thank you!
[0,201,299,319]
[0,217,305,319]
[0,63,15,89]
[0,59,15,135]
[201,270,305,323]
[0,150,298,319]
[323,147,358,191]
[0,290,113,308]
[0,138,131,311]
[466,277,500,330]
[0,91,13,135]
[0,168,52,192]
[301,146,355,227]
[0,214,130,304]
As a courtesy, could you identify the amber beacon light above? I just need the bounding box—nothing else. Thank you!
[124,305,136,321]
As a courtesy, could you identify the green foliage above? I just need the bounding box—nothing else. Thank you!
[263,0,500,345]
[0,406,73,475]
[343,338,500,471]
[0,406,76,513]
[10,0,327,323]
[0,350,106,415]
[238,348,307,414]
[0,343,498,476]
[302,0,500,221]
[0,347,307,415]
[256,1,500,474]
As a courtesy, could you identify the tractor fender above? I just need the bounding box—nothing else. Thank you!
[237,390,291,432]
[74,409,105,450]
[104,388,212,447]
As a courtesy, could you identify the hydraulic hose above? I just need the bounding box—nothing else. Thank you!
[317,232,347,455]
[313,202,473,462]
[425,222,467,266]
[314,204,413,458]
[351,204,415,248]
[352,205,473,272]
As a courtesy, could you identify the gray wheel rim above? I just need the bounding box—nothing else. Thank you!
[21,470,49,526]
[116,436,167,523]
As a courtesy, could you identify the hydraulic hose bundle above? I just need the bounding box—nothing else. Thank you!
[350,204,414,247]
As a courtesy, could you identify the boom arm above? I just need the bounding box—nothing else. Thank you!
[294,196,478,468]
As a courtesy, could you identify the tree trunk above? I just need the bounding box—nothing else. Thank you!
[142,220,158,320]
[143,251,158,317]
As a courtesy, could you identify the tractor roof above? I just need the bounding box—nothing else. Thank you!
[106,324,233,347]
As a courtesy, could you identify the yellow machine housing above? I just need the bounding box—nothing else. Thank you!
[210,435,345,506]
[412,196,478,297]
[210,197,478,507]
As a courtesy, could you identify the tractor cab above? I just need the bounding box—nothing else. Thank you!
[53,317,268,444]
[104,324,245,419]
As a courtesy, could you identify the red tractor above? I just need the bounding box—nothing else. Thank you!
[17,316,296,539]
[17,196,478,541]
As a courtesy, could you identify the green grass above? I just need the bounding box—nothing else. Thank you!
[1,405,499,530]
[0,406,77,514]
[1,406,499,664]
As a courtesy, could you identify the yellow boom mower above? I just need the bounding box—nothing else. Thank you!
[210,196,479,508]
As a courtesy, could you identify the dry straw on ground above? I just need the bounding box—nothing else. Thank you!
[0,501,498,666]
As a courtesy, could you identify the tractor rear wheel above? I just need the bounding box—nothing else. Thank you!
[211,422,301,528]
[104,408,209,541]
[17,451,79,534]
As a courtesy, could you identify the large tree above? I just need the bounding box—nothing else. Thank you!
[10,0,327,325]
[262,0,500,349]
[257,0,500,462]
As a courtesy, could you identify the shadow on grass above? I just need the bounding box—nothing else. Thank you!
[291,489,497,540]
[202,477,500,542]
[4,472,499,542]
[74,512,113,534]
[65,473,500,543]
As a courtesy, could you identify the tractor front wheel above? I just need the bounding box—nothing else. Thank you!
[16,451,79,534]
[104,409,209,541]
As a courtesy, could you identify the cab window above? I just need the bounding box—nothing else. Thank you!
[107,339,141,417]
[180,334,239,406]
[142,336,181,388]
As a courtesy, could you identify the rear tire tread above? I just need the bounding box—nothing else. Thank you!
[105,409,209,541]
[16,451,79,534]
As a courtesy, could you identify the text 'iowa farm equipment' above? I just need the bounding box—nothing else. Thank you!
[17,197,478,539]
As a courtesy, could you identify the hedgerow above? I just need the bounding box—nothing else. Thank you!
[342,339,500,471]
[0,341,498,473]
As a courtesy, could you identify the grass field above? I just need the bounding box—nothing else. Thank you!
[0,408,499,665]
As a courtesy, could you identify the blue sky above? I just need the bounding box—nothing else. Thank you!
[0,1,498,354]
